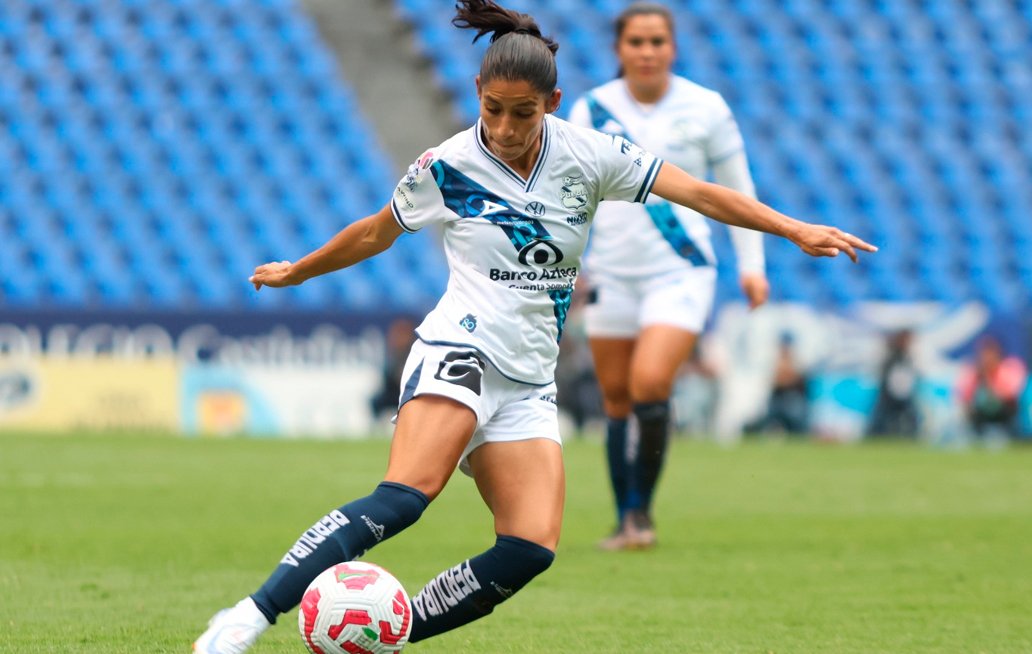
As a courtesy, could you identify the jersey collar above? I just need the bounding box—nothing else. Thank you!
[474,115,552,193]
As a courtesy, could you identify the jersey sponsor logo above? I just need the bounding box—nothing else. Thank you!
[478,199,510,216]
[566,212,588,226]
[559,175,587,210]
[517,239,564,266]
[395,185,416,209]
[459,313,477,333]
[434,350,485,395]
[524,201,546,217]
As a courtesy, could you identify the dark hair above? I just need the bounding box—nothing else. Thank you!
[614,1,676,78]
[453,0,559,95]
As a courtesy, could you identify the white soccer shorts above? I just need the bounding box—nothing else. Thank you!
[396,339,562,475]
[584,266,717,338]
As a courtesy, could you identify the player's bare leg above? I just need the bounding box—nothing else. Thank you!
[625,324,699,548]
[194,396,476,653]
[589,337,640,549]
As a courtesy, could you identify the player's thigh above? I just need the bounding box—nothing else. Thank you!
[629,325,698,402]
[385,394,477,500]
[468,438,565,551]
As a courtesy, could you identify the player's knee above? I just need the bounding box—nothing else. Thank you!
[601,391,632,418]
[629,376,674,403]
[383,470,450,501]
[494,535,556,590]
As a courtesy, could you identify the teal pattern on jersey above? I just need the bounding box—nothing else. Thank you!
[586,94,627,136]
[431,159,553,251]
[645,202,712,266]
[548,288,573,342]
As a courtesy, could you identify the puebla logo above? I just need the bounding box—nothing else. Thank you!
[559,175,587,210]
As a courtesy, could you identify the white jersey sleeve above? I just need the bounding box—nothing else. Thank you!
[713,153,765,274]
[706,95,746,165]
[593,133,663,204]
[390,150,450,233]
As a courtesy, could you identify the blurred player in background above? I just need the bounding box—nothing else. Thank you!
[567,2,768,550]
[193,1,873,651]
[957,335,1028,444]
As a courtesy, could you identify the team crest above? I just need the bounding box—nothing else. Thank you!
[560,175,587,210]
[668,118,706,151]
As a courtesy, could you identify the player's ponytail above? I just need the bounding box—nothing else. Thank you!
[453,0,559,94]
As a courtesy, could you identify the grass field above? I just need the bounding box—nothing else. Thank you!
[1,432,1030,654]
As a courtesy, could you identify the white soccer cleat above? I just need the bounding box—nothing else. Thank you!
[193,597,271,654]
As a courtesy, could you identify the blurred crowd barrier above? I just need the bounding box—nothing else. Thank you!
[1,303,1029,442]
[0,310,389,436]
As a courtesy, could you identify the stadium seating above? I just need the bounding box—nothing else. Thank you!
[0,0,446,312]
[395,0,1032,311]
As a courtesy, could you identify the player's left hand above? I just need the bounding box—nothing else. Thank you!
[249,261,295,290]
[792,225,877,262]
[739,273,770,309]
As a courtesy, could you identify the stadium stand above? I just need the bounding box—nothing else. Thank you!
[395,0,1032,311]
[0,0,447,312]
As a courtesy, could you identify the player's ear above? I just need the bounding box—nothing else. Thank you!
[475,75,482,98]
[546,88,562,114]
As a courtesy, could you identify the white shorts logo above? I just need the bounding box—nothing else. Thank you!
[434,351,485,395]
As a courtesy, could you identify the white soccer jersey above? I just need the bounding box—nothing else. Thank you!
[568,76,764,279]
[391,114,662,385]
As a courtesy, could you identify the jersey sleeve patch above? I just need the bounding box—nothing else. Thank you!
[392,150,447,232]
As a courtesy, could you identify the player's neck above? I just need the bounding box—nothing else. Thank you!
[490,132,543,181]
[625,77,669,106]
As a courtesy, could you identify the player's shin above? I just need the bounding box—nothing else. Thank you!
[604,417,632,523]
[633,400,671,516]
[407,535,555,642]
[250,481,429,623]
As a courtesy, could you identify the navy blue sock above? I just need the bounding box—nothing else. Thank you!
[633,401,670,515]
[604,417,632,523]
[407,535,555,642]
[250,481,429,623]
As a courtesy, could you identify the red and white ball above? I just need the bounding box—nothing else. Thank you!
[299,562,412,654]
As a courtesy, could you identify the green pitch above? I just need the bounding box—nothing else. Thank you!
[1,432,1030,654]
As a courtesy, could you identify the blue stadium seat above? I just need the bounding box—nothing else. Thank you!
[0,0,445,312]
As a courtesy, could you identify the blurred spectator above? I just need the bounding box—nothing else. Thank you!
[370,316,418,422]
[745,334,810,435]
[956,336,1028,441]
[867,329,921,438]
[671,339,721,436]
[555,295,603,437]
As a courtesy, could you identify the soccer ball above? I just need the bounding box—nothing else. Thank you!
[298,561,412,654]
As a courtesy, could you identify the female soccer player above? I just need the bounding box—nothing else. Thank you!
[194,1,874,651]
[567,2,768,550]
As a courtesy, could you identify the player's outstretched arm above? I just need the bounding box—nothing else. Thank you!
[249,204,403,290]
[650,162,877,262]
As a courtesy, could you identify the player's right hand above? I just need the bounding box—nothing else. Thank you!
[249,261,295,290]
[791,225,877,263]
